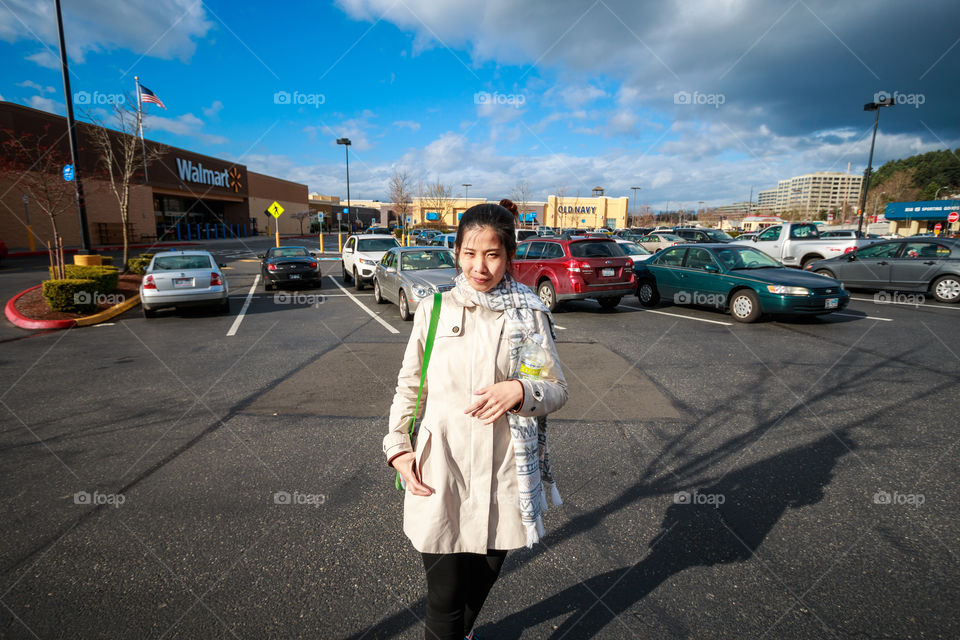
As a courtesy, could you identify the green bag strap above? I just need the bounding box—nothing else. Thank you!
[396,292,442,490]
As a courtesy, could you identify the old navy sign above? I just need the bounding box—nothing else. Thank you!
[175,157,229,188]
[558,205,597,214]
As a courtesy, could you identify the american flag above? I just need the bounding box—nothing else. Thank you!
[138,84,167,110]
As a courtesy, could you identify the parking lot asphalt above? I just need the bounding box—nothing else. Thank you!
[1,237,958,639]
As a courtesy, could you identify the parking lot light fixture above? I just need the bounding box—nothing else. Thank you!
[857,97,895,237]
[337,138,352,230]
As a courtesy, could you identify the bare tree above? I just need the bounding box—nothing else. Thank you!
[84,98,166,270]
[423,178,453,228]
[388,168,413,231]
[510,180,531,227]
[0,125,75,274]
[290,211,312,234]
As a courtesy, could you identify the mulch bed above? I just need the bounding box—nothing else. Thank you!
[14,274,142,321]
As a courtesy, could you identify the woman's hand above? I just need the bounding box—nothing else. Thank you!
[390,452,434,496]
[465,380,524,425]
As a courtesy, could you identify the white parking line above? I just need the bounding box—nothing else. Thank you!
[327,276,400,334]
[833,312,893,322]
[850,296,960,311]
[226,274,260,337]
[619,304,733,326]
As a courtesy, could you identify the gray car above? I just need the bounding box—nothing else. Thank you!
[805,237,960,303]
[373,247,457,320]
[139,250,230,317]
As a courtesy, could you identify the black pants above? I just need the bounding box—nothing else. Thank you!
[421,549,507,640]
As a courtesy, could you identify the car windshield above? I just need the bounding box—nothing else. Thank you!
[704,229,734,241]
[569,240,625,258]
[153,255,213,270]
[268,248,308,258]
[400,250,456,271]
[357,238,400,251]
[714,247,782,269]
[619,241,650,254]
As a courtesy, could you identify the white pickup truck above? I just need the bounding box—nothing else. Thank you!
[732,222,875,269]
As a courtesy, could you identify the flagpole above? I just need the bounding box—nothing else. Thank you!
[135,76,149,184]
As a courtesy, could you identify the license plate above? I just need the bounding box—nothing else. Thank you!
[173,278,193,288]
[825,298,839,309]
[601,268,615,277]
[289,273,301,279]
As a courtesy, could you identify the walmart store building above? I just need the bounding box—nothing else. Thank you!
[0,102,310,250]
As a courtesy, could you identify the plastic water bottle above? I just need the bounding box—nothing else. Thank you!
[516,334,546,381]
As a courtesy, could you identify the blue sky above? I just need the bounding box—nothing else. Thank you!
[2,0,958,211]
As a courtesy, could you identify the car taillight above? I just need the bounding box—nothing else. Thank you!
[267,263,277,271]
[565,259,581,272]
[625,258,633,268]
[843,246,855,253]
[143,275,157,290]
[309,261,317,269]
[210,272,223,286]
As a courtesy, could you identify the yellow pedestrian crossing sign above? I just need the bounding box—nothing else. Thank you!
[268,201,284,218]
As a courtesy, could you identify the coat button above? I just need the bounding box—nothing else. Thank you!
[452,326,459,333]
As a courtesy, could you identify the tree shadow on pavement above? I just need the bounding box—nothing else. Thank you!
[484,430,855,638]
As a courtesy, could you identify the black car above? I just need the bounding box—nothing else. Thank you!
[672,227,735,243]
[805,237,960,303]
[258,246,322,291]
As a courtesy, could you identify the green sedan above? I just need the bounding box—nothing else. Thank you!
[634,244,850,322]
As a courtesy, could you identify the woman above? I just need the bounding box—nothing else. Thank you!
[383,203,568,640]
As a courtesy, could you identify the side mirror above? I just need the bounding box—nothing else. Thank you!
[751,236,759,242]
[309,250,319,257]
[847,253,857,261]
[257,254,265,259]
[218,263,227,268]
[704,264,719,273]
[386,266,396,273]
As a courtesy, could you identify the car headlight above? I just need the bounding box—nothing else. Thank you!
[412,285,432,298]
[766,285,810,295]
[359,258,376,266]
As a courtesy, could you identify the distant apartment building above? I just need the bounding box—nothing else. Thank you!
[713,201,757,217]
[757,172,862,216]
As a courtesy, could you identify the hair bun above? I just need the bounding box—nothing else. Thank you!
[499,198,519,218]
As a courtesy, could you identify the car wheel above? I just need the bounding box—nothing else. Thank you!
[141,303,157,318]
[537,280,557,312]
[342,262,351,283]
[219,298,230,314]
[814,269,836,279]
[931,275,960,303]
[399,290,412,320]
[729,289,762,323]
[637,280,659,307]
[373,279,386,304]
[354,268,364,291]
[598,296,622,310]
[801,255,822,269]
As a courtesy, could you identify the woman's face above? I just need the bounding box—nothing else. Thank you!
[458,226,510,292]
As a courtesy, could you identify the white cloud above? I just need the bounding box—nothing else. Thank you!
[24,95,64,115]
[392,120,421,132]
[143,112,227,144]
[202,100,223,118]
[0,0,213,63]
[25,51,60,70]
[16,80,55,93]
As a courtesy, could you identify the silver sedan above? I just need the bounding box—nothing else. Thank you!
[373,247,457,320]
[139,250,230,317]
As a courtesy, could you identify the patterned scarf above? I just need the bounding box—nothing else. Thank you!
[454,272,562,547]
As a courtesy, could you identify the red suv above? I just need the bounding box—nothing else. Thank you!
[512,237,635,311]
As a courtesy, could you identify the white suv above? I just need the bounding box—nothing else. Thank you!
[341,234,400,290]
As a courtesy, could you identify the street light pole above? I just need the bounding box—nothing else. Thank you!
[857,98,894,237]
[631,186,641,227]
[55,0,91,253]
[337,138,352,231]
[461,183,471,226]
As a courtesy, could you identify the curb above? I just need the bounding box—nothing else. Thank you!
[5,285,141,330]
[4,285,76,330]
[75,293,141,327]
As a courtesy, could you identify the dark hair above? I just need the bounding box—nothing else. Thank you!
[454,203,517,269]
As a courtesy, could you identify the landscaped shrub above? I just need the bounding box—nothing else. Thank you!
[48,265,119,292]
[42,278,98,312]
[127,258,150,275]
[139,253,155,260]
[99,256,114,266]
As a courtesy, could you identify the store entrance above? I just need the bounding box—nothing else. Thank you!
[153,193,248,240]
